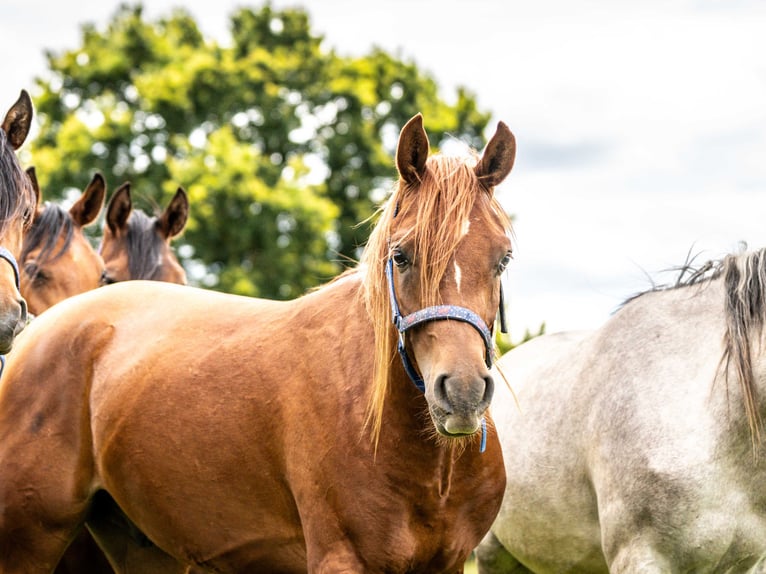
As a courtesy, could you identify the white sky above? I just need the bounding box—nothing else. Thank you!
[3,0,766,340]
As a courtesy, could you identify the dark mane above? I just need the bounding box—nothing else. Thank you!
[620,247,725,308]
[125,210,165,280]
[21,204,75,264]
[0,130,35,235]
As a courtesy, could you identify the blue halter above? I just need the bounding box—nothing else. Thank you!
[385,256,506,453]
[0,246,20,378]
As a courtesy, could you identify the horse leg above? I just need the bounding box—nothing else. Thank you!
[86,492,190,574]
[749,555,766,573]
[0,495,88,571]
[0,421,93,572]
[605,538,673,574]
[474,530,533,574]
[307,539,366,574]
[54,530,114,574]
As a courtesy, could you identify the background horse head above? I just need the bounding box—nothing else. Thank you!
[0,90,36,353]
[477,246,766,573]
[20,167,105,315]
[100,182,188,284]
[0,113,516,573]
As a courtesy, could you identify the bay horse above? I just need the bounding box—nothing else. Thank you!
[0,90,36,354]
[20,167,106,315]
[99,182,188,285]
[0,113,516,573]
[476,247,766,573]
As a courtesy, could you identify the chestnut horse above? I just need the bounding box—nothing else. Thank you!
[0,114,515,573]
[0,90,36,354]
[56,180,187,574]
[99,182,189,285]
[20,167,106,315]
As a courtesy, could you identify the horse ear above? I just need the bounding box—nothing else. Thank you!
[158,187,189,239]
[475,121,516,190]
[26,166,41,213]
[396,113,429,185]
[2,90,33,150]
[70,173,106,227]
[106,182,132,234]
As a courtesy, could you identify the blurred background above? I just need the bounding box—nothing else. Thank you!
[3,0,766,342]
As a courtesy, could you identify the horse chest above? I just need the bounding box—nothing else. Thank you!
[285,438,504,572]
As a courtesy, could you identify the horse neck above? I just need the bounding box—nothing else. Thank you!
[295,270,492,468]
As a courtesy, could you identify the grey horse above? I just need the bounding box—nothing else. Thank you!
[479,247,766,573]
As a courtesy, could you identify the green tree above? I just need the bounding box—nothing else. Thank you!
[30,2,493,297]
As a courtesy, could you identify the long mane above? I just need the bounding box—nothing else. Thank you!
[719,248,766,453]
[359,152,511,445]
[625,245,765,452]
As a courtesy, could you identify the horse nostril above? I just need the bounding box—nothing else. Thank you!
[481,375,495,409]
[432,374,452,413]
[433,373,493,412]
[15,298,28,334]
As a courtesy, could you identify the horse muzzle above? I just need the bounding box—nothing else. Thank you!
[427,371,494,437]
[0,301,27,354]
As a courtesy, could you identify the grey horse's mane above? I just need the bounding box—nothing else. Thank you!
[621,245,727,306]
[624,243,764,453]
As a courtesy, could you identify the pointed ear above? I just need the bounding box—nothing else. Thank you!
[106,182,132,234]
[396,113,429,185]
[26,166,42,214]
[2,90,33,150]
[70,173,106,227]
[475,121,516,190]
[158,187,189,239]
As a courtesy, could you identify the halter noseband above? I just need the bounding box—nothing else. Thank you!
[0,246,21,378]
[385,253,507,453]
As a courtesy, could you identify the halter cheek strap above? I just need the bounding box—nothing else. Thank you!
[386,257,502,452]
[0,246,20,379]
[0,246,21,291]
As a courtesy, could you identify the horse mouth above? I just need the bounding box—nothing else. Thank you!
[429,407,483,438]
[0,334,14,355]
[0,319,23,355]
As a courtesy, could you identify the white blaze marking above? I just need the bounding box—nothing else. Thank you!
[454,219,471,293]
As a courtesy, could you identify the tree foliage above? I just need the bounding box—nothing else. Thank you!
[30,2,493,297]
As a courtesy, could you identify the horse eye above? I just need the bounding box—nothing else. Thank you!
[100,270,116,286]
[392,247,410,269]
[24,262,47,285]
[497,250,513,274]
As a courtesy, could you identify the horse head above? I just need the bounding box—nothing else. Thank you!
[20,168,106,315]
[0,90,36,351]
[100,182,188,285]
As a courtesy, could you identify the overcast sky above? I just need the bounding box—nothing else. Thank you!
[4,0,766,339]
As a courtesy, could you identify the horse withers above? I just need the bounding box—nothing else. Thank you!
[476,249,766,573]
[20,167,105,315]
[0,90,37,352]
[0,114,516,573]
